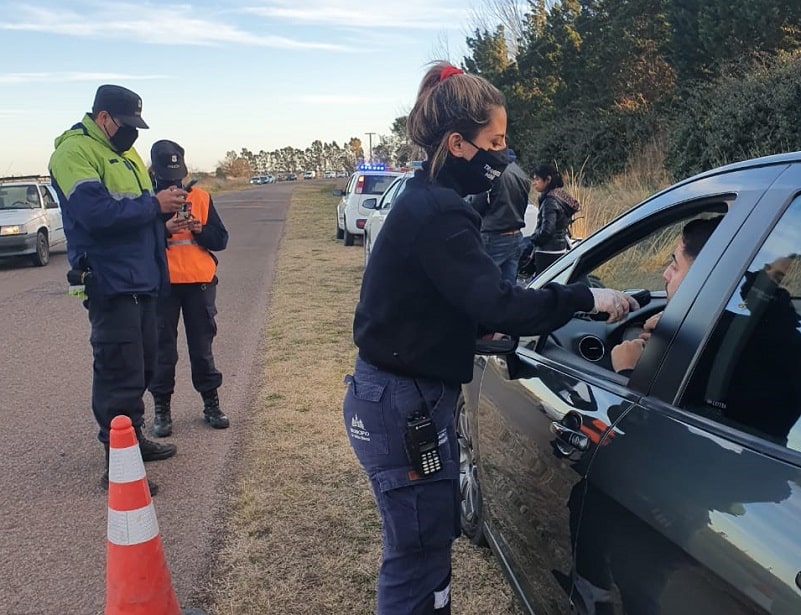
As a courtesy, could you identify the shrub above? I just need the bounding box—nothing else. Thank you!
[666,52,801,178]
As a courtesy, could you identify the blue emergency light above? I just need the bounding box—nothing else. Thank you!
[357,163,386,171]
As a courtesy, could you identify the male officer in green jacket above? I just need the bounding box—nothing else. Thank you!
[49,84,187,494]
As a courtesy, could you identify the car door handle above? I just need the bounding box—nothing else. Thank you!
[550,421,590,451]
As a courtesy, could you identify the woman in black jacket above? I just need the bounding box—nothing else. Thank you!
[342,61,636,615]
[530,163,582,274]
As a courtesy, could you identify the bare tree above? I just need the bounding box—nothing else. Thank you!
[466,0,530,57]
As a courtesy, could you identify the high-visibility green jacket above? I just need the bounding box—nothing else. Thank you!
[49,113,168,297]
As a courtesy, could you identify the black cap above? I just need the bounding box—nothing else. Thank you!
[150,140,188,181]
[92,84,149,129]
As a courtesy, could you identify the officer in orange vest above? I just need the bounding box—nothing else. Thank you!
[148,140,230,436]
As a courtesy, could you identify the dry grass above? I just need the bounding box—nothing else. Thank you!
[207,184,523,615]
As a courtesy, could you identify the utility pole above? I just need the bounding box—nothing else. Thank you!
[365,132,376,165]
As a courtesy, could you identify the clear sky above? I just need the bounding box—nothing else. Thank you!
[0,0,481,175]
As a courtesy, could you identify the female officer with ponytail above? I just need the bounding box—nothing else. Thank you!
[342,61,636,614]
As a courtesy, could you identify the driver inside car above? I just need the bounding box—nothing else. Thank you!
[611,215,723,376]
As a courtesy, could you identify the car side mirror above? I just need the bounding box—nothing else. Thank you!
[475,335,519,355]
[332,189,344,197]
[363,198,378,209]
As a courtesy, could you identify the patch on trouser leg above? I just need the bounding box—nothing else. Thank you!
[433,572,451,611]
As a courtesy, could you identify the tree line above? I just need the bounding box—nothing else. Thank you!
[219,1,801,183]
[464,0,801,181]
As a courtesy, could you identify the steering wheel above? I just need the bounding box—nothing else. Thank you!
[12,201,31,207]
[545,289,658,371]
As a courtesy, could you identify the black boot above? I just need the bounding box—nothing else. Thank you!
[101,446,160,495]
[202,389,229,429]
[137,429,178,461]
[151,394,173,438]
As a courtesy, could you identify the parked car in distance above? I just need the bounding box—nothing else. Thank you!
[334,165,401,246]
[323,170,336,179]
[336,170,348,178]
[0,175,65,266]
[249,175,275,185]
[458,150,801,615]
[362,171,414,267]
[285,173,298,181]
[303,170,316,180]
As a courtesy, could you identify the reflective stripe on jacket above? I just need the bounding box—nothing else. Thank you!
[48,113,167,297]
[166,188,216,283]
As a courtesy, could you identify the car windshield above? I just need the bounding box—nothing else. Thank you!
[0,186,38,209]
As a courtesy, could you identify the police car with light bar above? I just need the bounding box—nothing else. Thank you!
[334,164,401,246]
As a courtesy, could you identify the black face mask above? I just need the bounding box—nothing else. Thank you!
[444,142,509,195]
[109,124,139,153]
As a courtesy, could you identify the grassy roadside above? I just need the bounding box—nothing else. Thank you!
[206,183,523,614]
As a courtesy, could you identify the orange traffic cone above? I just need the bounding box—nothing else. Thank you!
[105,415,205,615]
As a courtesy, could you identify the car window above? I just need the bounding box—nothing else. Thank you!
[41,186,58,209]
[583,218,693,293]
[362,175,397,196]
[517,199,731,379]
[379,177,404,210]
[682,195,801,453]
[0,185,38,209]
[345,174,356,194]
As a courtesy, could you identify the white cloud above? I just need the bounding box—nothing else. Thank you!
[2,2,347,50]
[242,0,466,29]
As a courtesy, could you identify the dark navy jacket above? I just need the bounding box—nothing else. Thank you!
[354,163,594,385]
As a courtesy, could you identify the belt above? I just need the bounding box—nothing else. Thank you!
[483,229,521,236]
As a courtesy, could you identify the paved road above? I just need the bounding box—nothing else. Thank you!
[0,182,293,614]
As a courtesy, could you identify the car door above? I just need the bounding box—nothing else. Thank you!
[337,173,356,228]
[474,162,787,614]
[582,172,801,614]
[41,185,65,246]
[372,175,410,248]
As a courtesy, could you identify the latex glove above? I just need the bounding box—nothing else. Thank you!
[589,288,640,323]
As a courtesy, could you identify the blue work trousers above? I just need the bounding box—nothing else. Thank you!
[87,294,157,443]
[343,357,460,614]
[481,230,523,286]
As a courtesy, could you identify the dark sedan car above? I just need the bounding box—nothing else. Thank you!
[459,151,801,614]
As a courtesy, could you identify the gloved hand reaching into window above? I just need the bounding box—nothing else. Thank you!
[589,288,640,323]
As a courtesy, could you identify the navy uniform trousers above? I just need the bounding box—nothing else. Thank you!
[343,356,460,614]
[149,281,222,397]
[87,294,157,444]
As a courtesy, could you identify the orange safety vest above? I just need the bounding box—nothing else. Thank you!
[165,188,217,284]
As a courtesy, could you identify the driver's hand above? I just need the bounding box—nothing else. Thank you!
[589,288,640,323]
[611,338,646,372]
[640,312,662,341]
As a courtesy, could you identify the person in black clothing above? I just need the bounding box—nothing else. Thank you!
[342,61,638,615]
[529,163,581,274]
[718,255,801,443]
[147,140,230,437]
[474,150,531,284]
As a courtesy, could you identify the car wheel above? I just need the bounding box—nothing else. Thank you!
[336,218,344,240]
[456,393,487,546]
[343,220,355,246]
[31,230,50,267]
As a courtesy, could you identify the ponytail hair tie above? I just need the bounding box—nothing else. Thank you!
[439,66,464,82]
